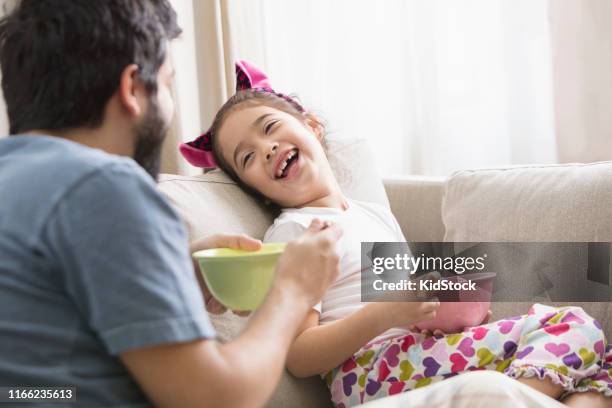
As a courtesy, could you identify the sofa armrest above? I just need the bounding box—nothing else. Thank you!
[383,176,446,242]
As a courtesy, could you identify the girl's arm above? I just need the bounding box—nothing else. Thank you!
[286,301,439,378]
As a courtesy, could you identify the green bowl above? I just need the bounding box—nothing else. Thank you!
[193,243,286,311]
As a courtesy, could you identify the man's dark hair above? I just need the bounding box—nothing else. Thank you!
[0,0,181,135]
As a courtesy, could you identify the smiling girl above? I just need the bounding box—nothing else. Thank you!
[180,61,612,407]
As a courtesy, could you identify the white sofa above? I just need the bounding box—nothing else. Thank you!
[158,139,612,407]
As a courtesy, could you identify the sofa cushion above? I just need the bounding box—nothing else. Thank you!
[443,162,612,241]
[441,162,612,337]
[384,176,446,242]
[158,137,385,408]
[159,171,273,240]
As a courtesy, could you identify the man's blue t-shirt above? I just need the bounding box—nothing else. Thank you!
[0,135,216,406]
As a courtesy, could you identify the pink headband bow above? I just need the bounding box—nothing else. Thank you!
[179,60,304,169]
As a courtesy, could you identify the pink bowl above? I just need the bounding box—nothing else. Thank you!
[415,272,496,333]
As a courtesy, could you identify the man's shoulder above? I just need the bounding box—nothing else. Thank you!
[0,136,158,232]
[0,135,150,194]
[27,135,138,173]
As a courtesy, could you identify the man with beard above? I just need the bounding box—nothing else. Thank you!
[0,1,341,407]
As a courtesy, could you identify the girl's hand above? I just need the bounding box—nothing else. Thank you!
[368,271,441,333]
[481,309,493,325]
[371,300,440,332]
[409,309,493,338]
[407,325,446,338]
[190,233,262,316]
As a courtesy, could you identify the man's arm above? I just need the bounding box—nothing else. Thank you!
[121,283,309,408]
[121,220,342,408]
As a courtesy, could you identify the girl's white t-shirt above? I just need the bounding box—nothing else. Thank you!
[263,199,412,341]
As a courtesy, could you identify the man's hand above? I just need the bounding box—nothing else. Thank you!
[190,233,262,315]
[273,219,343,309]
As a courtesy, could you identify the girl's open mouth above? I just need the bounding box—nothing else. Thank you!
[275,148,299,179]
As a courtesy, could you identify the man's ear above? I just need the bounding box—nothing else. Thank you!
[118,64,145,118]
[305,112,324,140]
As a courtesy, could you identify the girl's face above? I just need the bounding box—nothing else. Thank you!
[217,104,338,208]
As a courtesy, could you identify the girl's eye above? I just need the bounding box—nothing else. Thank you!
[264,120,277,134]
[243,152,253,167]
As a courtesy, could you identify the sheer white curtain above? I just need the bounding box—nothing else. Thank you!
[253,0,557,176]
[549,0,612,164]
[0,1,560,171]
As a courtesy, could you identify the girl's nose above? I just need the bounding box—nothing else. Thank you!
[265,143,278,161]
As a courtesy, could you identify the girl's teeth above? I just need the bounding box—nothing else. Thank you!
[276,150,296,178]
